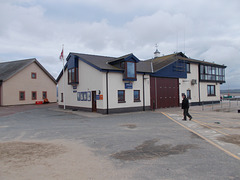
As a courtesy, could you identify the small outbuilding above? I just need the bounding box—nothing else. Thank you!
[0,58,57,106]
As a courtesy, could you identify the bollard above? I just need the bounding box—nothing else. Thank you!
[212,101,214,110]
[202,102,204,111]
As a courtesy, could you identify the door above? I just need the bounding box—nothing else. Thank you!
[92,91,97,112]
[150,77,179,109]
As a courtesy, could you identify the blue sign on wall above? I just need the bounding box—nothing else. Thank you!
[125,83,133,89]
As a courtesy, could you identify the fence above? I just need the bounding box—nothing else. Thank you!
[201,98,240,112]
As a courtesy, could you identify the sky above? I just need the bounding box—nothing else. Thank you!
[0,0,240,90]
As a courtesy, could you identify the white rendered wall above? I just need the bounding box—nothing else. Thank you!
[107,72,150,109]
[199,82,221,102]
[58,60,151,110]
[179,63,199,103]
[58,60,105,109]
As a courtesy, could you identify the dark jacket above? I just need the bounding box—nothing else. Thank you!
[182,97,189,109]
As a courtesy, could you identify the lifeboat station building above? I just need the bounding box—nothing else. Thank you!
[57,52,226,114]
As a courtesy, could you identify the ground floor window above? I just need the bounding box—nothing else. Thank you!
[61,93,64,102]
[19,91,25,101]
[32,91,37,100]
[186,90,191,99]
[207,85,215,96]
[118,90,125,103]
[134,90,140,102]
[42,91,47,99]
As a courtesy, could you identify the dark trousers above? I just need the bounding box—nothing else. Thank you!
[183,108,192,120]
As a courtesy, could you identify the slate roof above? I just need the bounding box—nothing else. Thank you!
[0,58,56,83]
[70,52,152,73]
[145,52,226,72]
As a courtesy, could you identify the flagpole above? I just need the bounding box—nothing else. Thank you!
[62,44,66,110]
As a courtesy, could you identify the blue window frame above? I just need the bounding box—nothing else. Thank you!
[124,62,136,81]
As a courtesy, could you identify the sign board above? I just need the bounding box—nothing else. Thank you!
[125,83,133,89]
[96,95,100,100]
[96,95,103,100]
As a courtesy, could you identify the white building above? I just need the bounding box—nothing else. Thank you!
[179,57,226,105]
[57,53,151,114]
[57,52,226,113]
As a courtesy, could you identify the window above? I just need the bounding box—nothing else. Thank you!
[42,91,47,99]
[207,85,215,96]
[118,90,125,103]
[134,90,140,102]
[200,65,225,82]
[186,63,190,73]
[32,91,37,100]
[124,62,136,80]
[68,67,79,84]
[186,90,191,99]
[61,93,64,102]
[19,91,25,101]
[31,72,37,79]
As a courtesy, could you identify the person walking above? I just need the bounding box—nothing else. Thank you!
[181,93,192,121]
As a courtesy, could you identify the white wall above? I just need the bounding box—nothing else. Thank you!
[58,60,105,109]
[179,63,199,103]
[200,82,221,102]
[107,72,150,109]
[58,60,151,111]
[179,63,221,104]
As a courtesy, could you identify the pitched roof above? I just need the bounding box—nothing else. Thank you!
[145,52,226,72]
[0,58,56,84]
[70,52,151,72]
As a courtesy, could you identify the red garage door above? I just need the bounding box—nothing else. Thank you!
[150,77,179,109]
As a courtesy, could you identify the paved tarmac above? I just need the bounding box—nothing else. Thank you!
[0,103,240,180]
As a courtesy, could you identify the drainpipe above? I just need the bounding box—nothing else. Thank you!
[106,71,109,114]
[143,73,145,111]
[198,65,201,105]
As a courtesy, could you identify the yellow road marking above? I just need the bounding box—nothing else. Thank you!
[161,112,240,161]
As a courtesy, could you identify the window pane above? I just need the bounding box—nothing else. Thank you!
[127,62,135,78]
[134,90,140,101]
[200,65,204,74]
[118,90,125,102]
[208,66,212,74]
[207,86,211,95]
[211,86,215,95]
[20,92,25,100]
[186,63,190,72]
[71,69,75,81]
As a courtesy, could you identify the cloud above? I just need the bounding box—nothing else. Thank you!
[0,0,239,89]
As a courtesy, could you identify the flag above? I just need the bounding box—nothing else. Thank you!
[59,49,64,60]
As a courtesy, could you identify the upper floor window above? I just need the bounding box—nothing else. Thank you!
[200,65,225,82]
[124,62,136,81]
[186,63,190,73]
[31,72,37,79]
[68,67,79,84]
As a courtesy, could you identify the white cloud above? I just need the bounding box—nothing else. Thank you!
[0,0,240,89]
